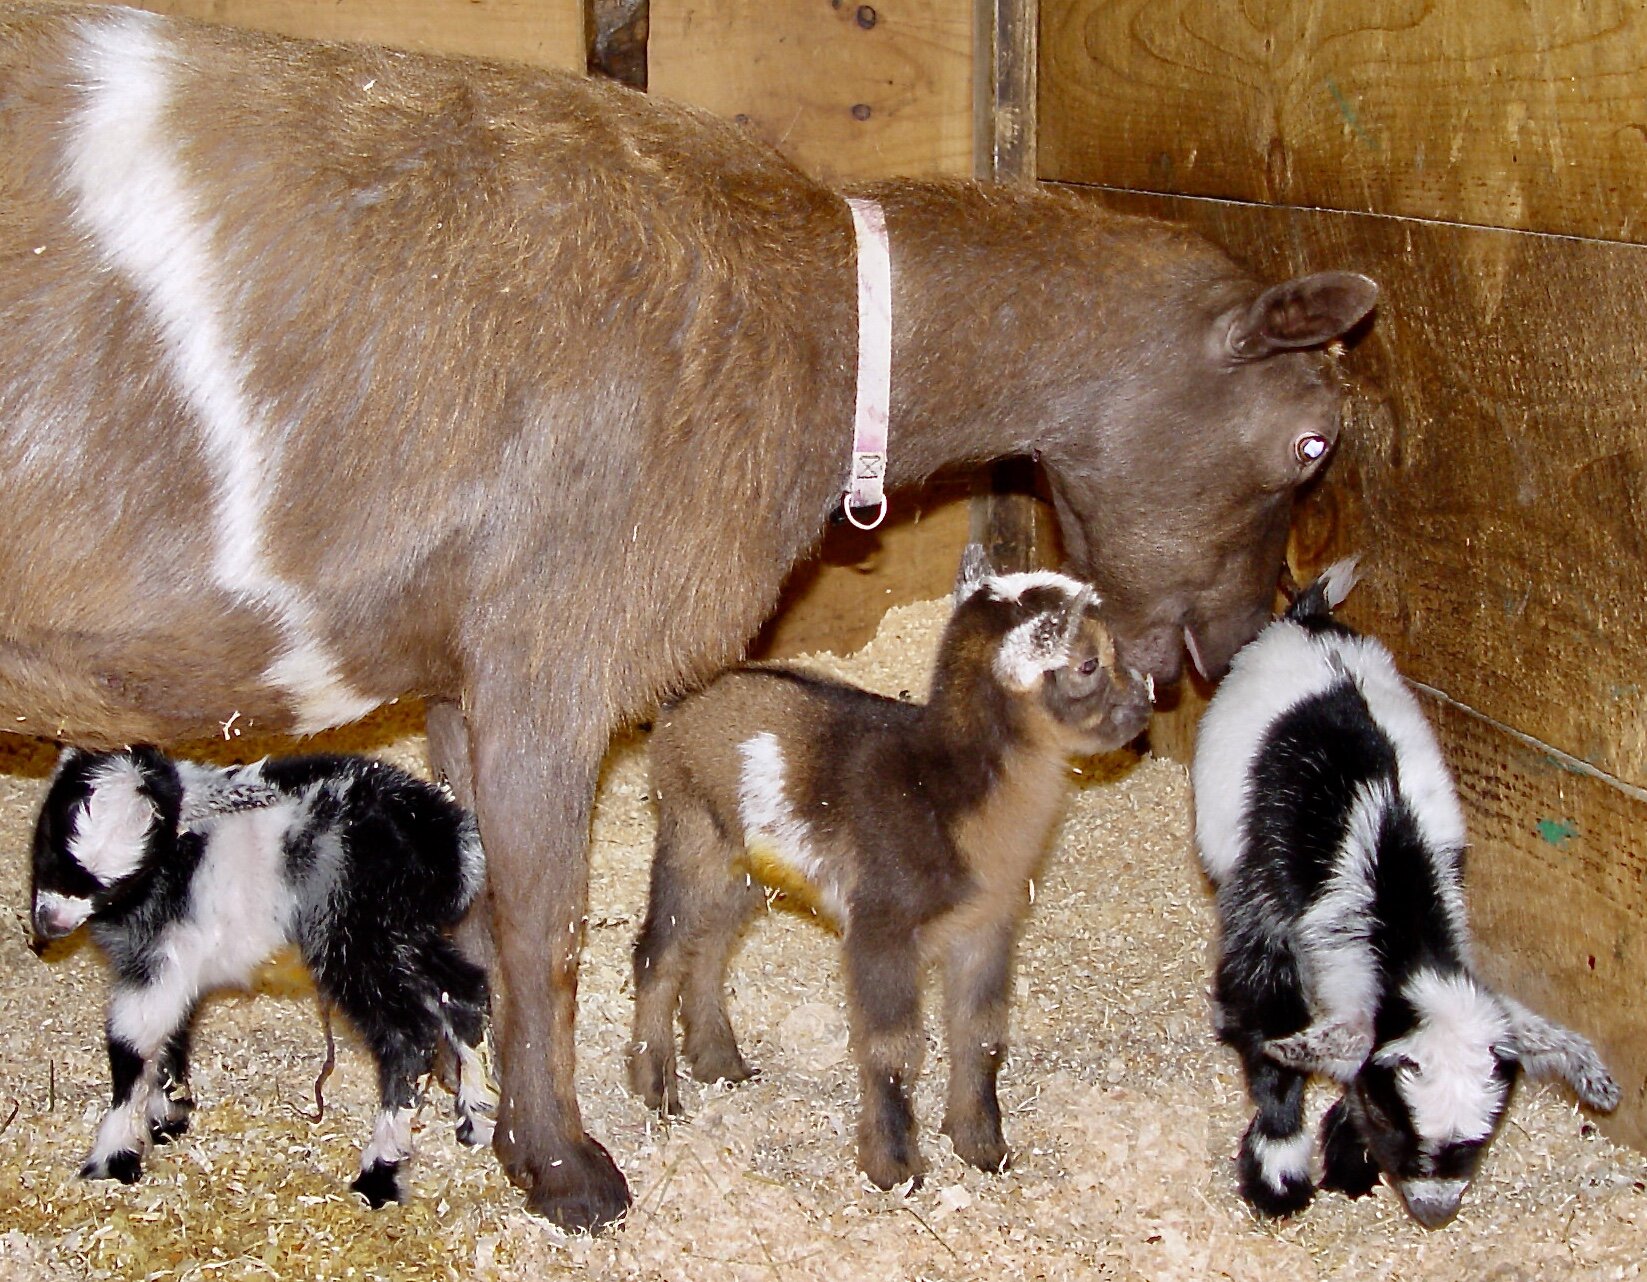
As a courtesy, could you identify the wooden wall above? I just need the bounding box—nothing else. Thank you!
[1039,0,1647,1146]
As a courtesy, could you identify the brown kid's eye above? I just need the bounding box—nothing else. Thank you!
[1296,433,1330,465]
[1078,657,1099,676]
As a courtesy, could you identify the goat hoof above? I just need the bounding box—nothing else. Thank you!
[506,1132,633,1234]
[351,1161,405,1209]
[1318,1100,1379,1199]
[457,1113,496,1147]
[150,1113,192,1145]
[1236,1152,1315,1218]
[942,1116,1010,1174]
[859,1143,926,1193]
[81,1151,144,1185]
[625,1046,684,1115]
[686,1048,756,1088]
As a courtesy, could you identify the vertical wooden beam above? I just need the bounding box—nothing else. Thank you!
[587,0,648,89]
[973,0,1048,573]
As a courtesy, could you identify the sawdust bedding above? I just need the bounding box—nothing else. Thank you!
[1,599,1644,1282]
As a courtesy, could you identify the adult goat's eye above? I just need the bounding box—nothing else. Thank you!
[1295,433,1330,465]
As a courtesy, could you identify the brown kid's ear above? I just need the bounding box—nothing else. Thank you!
[954,542,992,603]
[1225,271,1379,360]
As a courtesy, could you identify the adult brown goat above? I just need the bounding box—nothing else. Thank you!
[0,3,1376,1230]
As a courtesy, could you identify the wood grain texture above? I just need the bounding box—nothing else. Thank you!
[1436,695,1647,1149]
[115,0,584,69]
[1039,0,1647,243]
[1079,187,1647,792]
[649,0,974,182]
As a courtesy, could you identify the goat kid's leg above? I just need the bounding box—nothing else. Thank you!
[1317,1095,1380,1199]
[845,911,927,1190]
[628,812,691,1113]
[83,989,193,1183]
[1236,1048,1315,1216]
[469,700,631,1232]
[426,939,497,1148]
[939,921,1015,1175]
[148,1020,195,1143]
[425,699,497,980]
[677,846,762,1090]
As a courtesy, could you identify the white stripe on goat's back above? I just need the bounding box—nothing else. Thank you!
[150,803,299,1012]
[1296,779,1390,1023]
[70,756,156,884]
[1191,619,1343,883]
[63,8,376,735]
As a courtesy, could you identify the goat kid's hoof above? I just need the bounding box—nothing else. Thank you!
[1236,1157,1315,1219]
[457,1113,496,1147]
[942,1118,1011,1175]
[80,1150,144,1185]
[351,1160,406,1209]
[504,1132,633,1234]
[687,1050,757,1089]
[150,1111,193,1145]
[625,1051,683,1117]
[859,1145,927,1193]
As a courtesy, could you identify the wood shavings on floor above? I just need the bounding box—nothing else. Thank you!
[2,598,1645,1281]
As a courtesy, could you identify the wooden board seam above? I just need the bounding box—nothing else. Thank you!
[1413,680,1647,808]
[1045,181,1647,252]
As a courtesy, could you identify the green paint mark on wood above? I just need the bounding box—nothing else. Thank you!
[1326,76,1379,152]
[1536,818,1578,847]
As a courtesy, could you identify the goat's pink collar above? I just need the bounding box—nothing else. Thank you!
[843,196,891,530]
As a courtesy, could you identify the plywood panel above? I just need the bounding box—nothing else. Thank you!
[1039,0,1647,244]
[116,0,584,70]
[1076,187,1647,793]
[1436,696,1647,1148]
[649,0,974,182]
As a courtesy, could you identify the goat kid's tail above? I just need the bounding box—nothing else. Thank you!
[1283,556,1361,625]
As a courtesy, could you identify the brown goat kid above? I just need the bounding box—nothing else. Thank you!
[630,555,1152,1189]
[0,5,1376,1228]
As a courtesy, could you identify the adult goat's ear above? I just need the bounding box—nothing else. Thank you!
[1262,1019,1374,1085]
[1498,997,1621,1112]
[1225,272,1379,361]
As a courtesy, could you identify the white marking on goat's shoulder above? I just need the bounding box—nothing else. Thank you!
[1190,619,1344,883]
[736,733,844,919]
[1385,970,1510,1145]
[64,11,376,735]
[108,803,301,1053]
[69,757,157,884]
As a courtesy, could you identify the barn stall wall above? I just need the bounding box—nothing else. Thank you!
[80,0,1644,1148]
[1038,0,1647,1147]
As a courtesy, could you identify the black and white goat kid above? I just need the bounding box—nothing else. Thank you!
[29,747,495,1207]
[629,549,1153,1190]
[1192,560,1619,1228]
